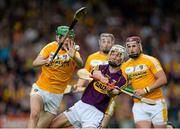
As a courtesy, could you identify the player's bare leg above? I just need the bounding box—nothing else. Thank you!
[135,121,152,128]
[99,99,115,128]
[28,95,43,128]
[50,113,72,128]
[37,111,55,128]
[153,124,166,128]
[100,114,111,128]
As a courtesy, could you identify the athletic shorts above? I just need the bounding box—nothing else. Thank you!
[30,83,63,115]
[64,100,104,128]
[132,99,168,125]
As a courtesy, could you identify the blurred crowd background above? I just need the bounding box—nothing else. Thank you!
[0,0,180,128]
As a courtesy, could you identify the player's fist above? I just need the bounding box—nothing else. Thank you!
[45,56,53,66]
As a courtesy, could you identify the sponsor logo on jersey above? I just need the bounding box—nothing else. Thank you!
[93,81,108,94]
[125,64,148,73]
[49,53,71,68]
[125,64,148,80]
[90,60,108,67]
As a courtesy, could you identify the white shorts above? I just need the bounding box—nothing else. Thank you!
[64,100,104,128]
[30,84,63,115]
[132,99,168,125]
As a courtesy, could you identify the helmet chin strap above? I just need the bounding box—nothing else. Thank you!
[108,61,121,68]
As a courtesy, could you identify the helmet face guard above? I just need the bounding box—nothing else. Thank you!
[108,45,126,67]
[125,36,142,58]
[56,25,75,39]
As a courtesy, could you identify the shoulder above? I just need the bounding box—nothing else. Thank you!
[141,54,160,64]
[121,59,132,67]
[43,41,57,49]
[87,51,101,58]
[47,41,58,47]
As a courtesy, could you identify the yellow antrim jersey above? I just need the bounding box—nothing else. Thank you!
[85,51,108,72]
[36,41,80,94]
[121,54,164,102]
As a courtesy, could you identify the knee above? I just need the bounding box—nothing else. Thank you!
[50,114,70,128]
[30,110,40,119]
[50,117,60,128]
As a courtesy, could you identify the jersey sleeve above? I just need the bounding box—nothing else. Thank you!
[84,56,92,72]
[149,57,163,75]
[120,63,128,80]
[39,43,52,58]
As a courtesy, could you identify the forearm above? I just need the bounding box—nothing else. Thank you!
[32,54,51,67]
[146,78,167,93]
[76,79,87,87]
[72,56,83,68]
[32,59,48,67]
[107,89,120,97]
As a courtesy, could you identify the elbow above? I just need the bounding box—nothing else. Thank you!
[32,60,38,67]
[164,76,168,85]
[161,75,167,85]
[32,61,35,67]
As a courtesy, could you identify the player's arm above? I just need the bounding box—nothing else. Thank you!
[71,52,83,68]
[32,54,51,67]
[135,58,167,96]
[107,88,121,97]
[74,55,92,91]
[145,70,167,93]
[74,67,94,91]
[73,79,88,92]
[144,58,167,93]
[65,41,83,68]
[92,67,121,96]
[92,69,109,84]
[107,74,127,97]
[32,44,52,67]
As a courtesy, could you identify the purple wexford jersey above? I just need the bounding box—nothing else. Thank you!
[81,64,126,113]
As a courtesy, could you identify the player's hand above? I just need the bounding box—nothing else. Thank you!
[91,71,102,80]
[92,70,109,84]
[64,40,76,59]
[106,83,115,91]
[45,56,53,66]
[134,88,146,96]
[100,76,109,84]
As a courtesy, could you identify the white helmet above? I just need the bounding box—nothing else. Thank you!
[109,44,127,62]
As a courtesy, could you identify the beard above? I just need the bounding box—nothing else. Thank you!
[108,61,121,68]
[129,51,141,59]
[129,54,139,59]
[102,49,110,54]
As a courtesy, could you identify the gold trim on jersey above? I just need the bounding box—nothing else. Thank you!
[93,81,108,94]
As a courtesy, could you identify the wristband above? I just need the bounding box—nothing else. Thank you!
[146,86,151,92]
[144,87,150,93]
[143,88,148,93]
